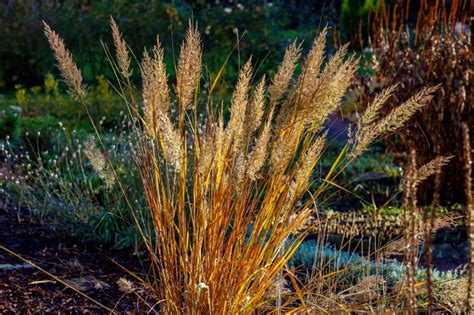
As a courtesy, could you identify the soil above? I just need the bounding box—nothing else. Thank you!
[0,193,155,314]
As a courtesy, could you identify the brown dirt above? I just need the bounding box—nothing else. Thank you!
[0,193,155,314]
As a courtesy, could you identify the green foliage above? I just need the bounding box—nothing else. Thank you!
[0,0,334,92]
[21,115,60,132]
[14,85,27,107]
[0,117,146,249]
[0,72,126,137]
[363,204,404,216]
[20,115,61,151]
[320,143,400,179]
[340,0,382,46]
[341,0,381,20]
[43,73,59,95]
[314,143,402,212]
[0,106,21,140]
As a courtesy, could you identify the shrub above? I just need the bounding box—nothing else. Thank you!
[351,0,472,205]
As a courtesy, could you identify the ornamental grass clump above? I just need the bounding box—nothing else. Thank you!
[43,19,436,313]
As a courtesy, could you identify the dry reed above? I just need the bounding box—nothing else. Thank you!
[352,0,472,204]
[403,148,418,314]
[464,123,474,311]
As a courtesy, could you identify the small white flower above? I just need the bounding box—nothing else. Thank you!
[197,282,209,289]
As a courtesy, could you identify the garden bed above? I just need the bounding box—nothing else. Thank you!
[0,193,153,313]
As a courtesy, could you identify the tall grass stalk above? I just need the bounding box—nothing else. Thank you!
[425,159,440,313]
[464,123,474,311]
[403,148,418,314]
[43,20,435,312]
[401,152,452,313]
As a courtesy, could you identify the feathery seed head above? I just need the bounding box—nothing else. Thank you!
[241,76,266,151]
[141,39,171,138]
[247,120,272,181]
[84,137,115,190]
[177,22,202,110]
[268,41,301,106]
[414,156,453,189]
[294,131,328,190]
[226,59,253,154]
[110,17,131,79]
[357,84,398,131]
[43,22,87,100]
[293,27,328,108]
[158,114,183,170]
[249,76,266,134]
[351,86,439,158]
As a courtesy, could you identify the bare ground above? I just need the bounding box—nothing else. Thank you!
[0,193,155,314]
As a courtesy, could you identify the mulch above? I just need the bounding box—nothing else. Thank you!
[0,193,155,314]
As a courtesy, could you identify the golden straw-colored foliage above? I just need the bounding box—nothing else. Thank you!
[44,21,435,313]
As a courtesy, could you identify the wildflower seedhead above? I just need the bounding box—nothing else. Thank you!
[84,137,115,190]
